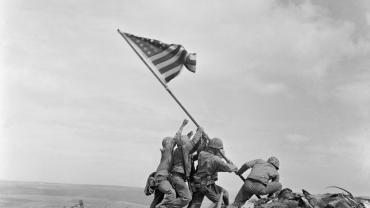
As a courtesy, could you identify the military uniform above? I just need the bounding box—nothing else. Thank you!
[230,158,282,208]
[187,150,237,208]
[158,128,203,208]
[150,137,178,208]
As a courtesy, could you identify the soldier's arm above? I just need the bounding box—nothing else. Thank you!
[215,157,238,172]
[236,159,261,175]
[174,119,189,145]
[184,127,203,154]
[196,134,208,154]
[271,173,280,182]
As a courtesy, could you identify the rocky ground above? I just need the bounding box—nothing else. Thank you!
[1,181,368,208]
[0,180,150,208]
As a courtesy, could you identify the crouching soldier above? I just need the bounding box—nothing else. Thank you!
[188,137,238,208]
[145,119,188,208]
[229,156,282,208]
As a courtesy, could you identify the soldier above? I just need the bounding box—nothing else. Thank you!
[229,156,282,208]
[187,137,238,208]
[157,126,205,208]
[148,120,189,208]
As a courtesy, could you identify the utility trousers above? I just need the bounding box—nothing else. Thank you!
[229,179,282,208]
[155,174,192,208]
[169,174,192,208]
[187,183,229,208]
[150,175,176,208]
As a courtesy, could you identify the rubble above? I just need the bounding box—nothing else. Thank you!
[249,187,370,208]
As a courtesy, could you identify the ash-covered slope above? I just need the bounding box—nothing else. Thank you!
[0,180,151,208]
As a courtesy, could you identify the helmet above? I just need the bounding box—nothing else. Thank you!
[208,137,223,149]
[267,156,280,170]
[162,137,173,148]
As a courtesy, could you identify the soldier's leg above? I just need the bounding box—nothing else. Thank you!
[229,180,256,208]
[216,185,230,206]
[187,190,205,208]
[205,184,229,208]
[150,190,164,208]
[170,175,192,208]
[155,180,176,208]
[261,181,282,195]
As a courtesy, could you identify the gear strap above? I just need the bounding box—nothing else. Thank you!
[179,145,188,181]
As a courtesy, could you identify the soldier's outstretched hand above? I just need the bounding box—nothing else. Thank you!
[182,119,189,127]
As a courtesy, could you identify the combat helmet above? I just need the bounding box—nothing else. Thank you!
[208,137,223,149]
[267,156,280,170]
[162,137,173,148]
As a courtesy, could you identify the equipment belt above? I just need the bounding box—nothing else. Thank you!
[194,175,215,186]
[171,171,186,180]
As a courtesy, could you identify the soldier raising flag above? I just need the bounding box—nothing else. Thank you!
[118,30,278,208]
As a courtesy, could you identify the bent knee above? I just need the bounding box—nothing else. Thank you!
[273,182,282,191]
[163,189,176,198]
[180,198,192,206]
[262,182,282,195]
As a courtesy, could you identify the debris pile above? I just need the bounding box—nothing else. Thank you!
[250,187,370,208]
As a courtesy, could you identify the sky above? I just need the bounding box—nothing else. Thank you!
[1,0,370,197]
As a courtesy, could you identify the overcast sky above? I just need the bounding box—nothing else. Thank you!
[1,0,370,197]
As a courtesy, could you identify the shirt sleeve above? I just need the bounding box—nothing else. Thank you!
[173,131,181,146]
[271,172,280,182]
[184,128,202,154]
[238,159,262,175]
[213,157,238,172]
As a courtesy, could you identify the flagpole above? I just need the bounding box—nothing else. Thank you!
[117,29,200,127]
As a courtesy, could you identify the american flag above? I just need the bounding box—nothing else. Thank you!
[120,32,196,83]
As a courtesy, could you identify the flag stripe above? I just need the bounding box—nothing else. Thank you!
[152,45,181,65]
[121,31,196,83]
[187,59,196,65]
[158,50,187,74]
[149,45,177,60]
[155,47,185,69]
[162,65,182,78]
[165,70,181,82]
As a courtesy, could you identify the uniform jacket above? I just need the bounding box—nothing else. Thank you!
[155,137,178,177]
[171,128,203,177]
[239,159,279,185]
[195,151,237,179]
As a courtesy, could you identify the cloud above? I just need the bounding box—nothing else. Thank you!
[335,80,370,118]
[285,133,311,144]
[206,0,370,99]
[346,126,370,180]
[184,0,370,100]
[235,74,289,95]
